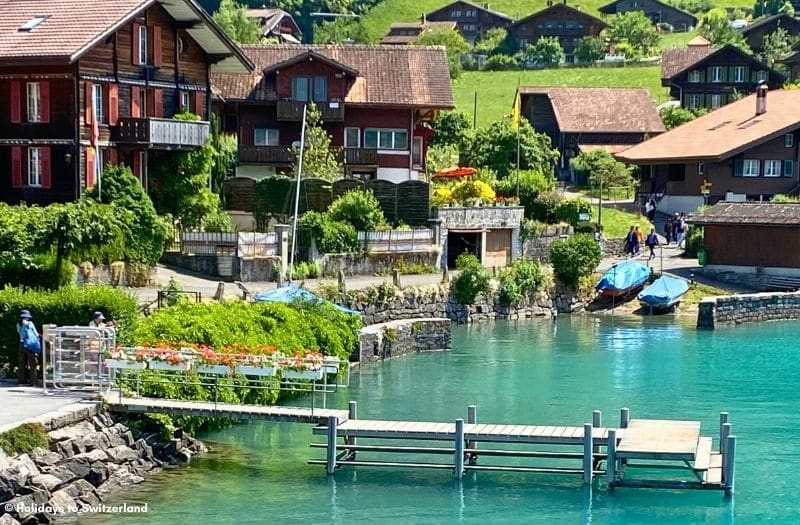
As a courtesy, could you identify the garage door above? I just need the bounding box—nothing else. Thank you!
[484,229,512,268]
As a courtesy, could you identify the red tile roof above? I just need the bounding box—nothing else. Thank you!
[518,87,665,134]
[212,45,455,108]
[617,89,800,163]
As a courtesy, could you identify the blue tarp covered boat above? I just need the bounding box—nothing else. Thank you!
[253,284,360,315]
[596,260,650,297]
[637,274,689,310]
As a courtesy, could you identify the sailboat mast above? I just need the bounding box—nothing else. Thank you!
[288,103,308,281]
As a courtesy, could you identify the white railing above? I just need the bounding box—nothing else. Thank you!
[149,118,209,146]
[357,229,434,253]
[237,232,278,257]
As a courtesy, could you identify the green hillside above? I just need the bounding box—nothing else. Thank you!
[453,66,668,127]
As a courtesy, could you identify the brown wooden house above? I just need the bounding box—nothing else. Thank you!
[599,0,696,31]
[618,88,800,215]
[246,8,303,44]
[0,0,251,205]
[211,45,454,182]
[740,14,800,54]
[781,45,800,81]
[507,2,607,61]
[381,21,458,45]
[424,1,513,43]
[661,42,784,111]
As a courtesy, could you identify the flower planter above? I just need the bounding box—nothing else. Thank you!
[148,360,191,372]
[194,364,231,375]
[323,358,340,374]
[282,368,324,381]
[105,359,146,370]
[237,365,277,377]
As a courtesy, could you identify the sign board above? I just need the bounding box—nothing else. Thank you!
[579,212,591,221]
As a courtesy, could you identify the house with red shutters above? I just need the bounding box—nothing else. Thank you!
[0,0,250,205]
[211,45,454,182]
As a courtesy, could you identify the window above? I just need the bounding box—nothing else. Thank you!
[364,129,408,150]
[26,82,40,122]
[711,66,723,83]
[254,128,279,146]
[412,136,423,166]
[756,70,768,82]
[698,162,705,176]
[28,147,42,186]
[19,16,48,31]
[181,91,191,110]
[686,94,701,110]
[138,25,148,65]
[785,133,794,148]
[742,159,759,177]
[139,88,147,117]
[312,76,327,102]
[764,159,781,177]
[292,76,309,102]
[734,66,745,83]
[710,94,723,109]
[344,127,360,148]
[688,70,701,83]
[464,24,477,32]
[784,159,794,177]
[518,38,528,48]
[92,84,104,123]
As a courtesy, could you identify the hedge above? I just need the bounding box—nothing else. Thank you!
[0,286,139,368]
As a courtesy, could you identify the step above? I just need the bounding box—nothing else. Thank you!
[693,437,713,470]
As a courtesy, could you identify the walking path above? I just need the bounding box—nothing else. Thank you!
[0,383,98,434]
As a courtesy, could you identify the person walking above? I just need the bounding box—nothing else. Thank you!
[624,226,635,257]
[16,310,41,386]
[676,213,687,248]
[645,228,659,260]
[647,198,657,221]
[634,224,644,256]
[664,217,673,245]
[89,311,107,328]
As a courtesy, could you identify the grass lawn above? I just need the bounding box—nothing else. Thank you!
[681,280,730,306]
[598,206,653,239]
[660,30,699,50]
[453,67,667,127]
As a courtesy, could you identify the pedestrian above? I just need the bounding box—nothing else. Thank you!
[664,217,673,245]
[89,311,106,328]
[626,226,639,257]
[16,310,41,386]
[647,198,657,221]
[645,228,659,260]
[676,213,687,248]
[634,224,644,256]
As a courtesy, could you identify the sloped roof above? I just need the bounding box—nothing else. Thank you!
[517,87,665,134]
[687,35,711,47]
[246,7,302,39]
[212,44,455,108]
[617,90,800,163]
[661,46,714,79]
[510,3,606,29]
[690,202,800,226]
[380,21,457,45]
[426,0,512,21]
[598,0,696,23]
[0,0,251,73]
[740,13,800,36]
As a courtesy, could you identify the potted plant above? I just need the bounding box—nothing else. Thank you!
[280,352,324,381]
[147,347,193,372]
[237,355,278,377]
[323,355,341,375]
[104,348,146,370]
[194,347,234,375]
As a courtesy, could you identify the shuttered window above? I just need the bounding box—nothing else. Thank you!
[27,82,40,122]
[28,147,42,186]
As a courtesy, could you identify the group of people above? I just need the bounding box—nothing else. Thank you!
[624,224,660,260]
[16,310,111,386]
[664,212,688,248]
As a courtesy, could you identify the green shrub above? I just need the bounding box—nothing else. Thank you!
[0,285,139,367]
[527,190,564,223]
[0,422,48,455]
[498,258,546,305]
[327,189,388,231]
[451,253,491,304]
[484,54,520,70]
[549,234,602,287]
[520,219,545,242]
[292,261,321,280]
[298,211,359,254]
[494,170,555,217]
[685,225,704,257]
[554,198,592,225]
[450,180,496,206]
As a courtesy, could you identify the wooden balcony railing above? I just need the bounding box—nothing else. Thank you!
[114,118,210,147]
[238,145,294,164]
[341,148,379,166]
[277,100,345,122]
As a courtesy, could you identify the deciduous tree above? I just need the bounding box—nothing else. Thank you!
[605,11,661,58]
[414,28,470,78]
[212,0,262,44]
[699,8,751,51]
[293,103,342,181]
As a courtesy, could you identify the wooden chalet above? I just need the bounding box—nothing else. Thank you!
[381,21,458,45]
[424,1,512,43]
[246,8,303,44]
[599,0,696,31]
[0,0,251,205]
[507,2,606,61]
[740,14,800,54]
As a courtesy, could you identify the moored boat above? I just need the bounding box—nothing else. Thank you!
[637,274,690,312]
[596,260,650,297]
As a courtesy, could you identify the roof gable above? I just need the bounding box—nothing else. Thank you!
[741,13,800,36]
[263,50,359,77]
[598,0,696,21]
[661,44,782,81]
[425,0,512,21]
[511,3,607,29]
[246,8,302,38]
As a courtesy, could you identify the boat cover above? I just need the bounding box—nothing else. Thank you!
[637,274,690,306]
[253,284,360,315]
[596,260,650,293]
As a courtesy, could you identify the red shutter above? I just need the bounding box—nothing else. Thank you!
[109,148,118,166]
[40,147,51,189]
[131,151,141,179]
[85,81,93,125]
[10,81,21,123]
[40,81,50,123]
[132,23,141,65]
[85,148,96,189]
[152,26,162,67]
[11,146,23,188]
[130,86,140,117]
[108,84,119,125]
[193,91,205,118]
[153,89,163,118]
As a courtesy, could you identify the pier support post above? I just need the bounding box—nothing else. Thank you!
[721,422,731,458]
[454,419,465,479]
[326,416,338,475]
[619,408,630,429]
[719,412,729,455]
[606,429,617,489]
[723,435,736,495]
[592,410,602,454]
[347,401,357,457]
[467,405,477,462]
[583,423,593,484]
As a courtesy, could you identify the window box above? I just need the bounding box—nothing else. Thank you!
[282,368,324,381]
[237,365,277,377]
[105,359,146,370]
[148,360,191,372]
[195,364,232,375]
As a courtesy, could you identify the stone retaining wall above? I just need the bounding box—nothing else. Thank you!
[74,263,156,288]
[697,291,800,329]
[0,405,204,524]
[320,251,438,278]
[358,318,451,363]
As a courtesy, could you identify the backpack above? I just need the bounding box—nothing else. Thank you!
[21,323,41,355]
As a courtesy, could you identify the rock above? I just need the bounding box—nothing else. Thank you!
[72,449,108,464]
[60,479,94,499]
[61,457,91,480]
[85,463,108,488]
[47,421,95,443]
[29,474,62,492]
[175,449,192,463]
[0,514,21,525]
[105,446,139,464]
[30,449,61,467]
[55,440,75,458]
[121,432,135,447]
[101,429,126,448]
[47,489,76,515]
[81,432,111,452]
[14,455,40,479]
[44,466,77,485]
[78,489,100,506]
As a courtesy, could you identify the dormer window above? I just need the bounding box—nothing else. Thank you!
[19,16,48,31]
[291,76,328,103]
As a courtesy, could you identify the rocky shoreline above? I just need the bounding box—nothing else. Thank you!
[0,411,205,524]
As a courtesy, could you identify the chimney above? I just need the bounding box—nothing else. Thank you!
[756,82,767,115]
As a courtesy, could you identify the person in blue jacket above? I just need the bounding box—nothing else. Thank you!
[16,310,40,386]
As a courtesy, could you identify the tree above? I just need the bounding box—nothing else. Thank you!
[522,37,564,67]
[313,18,369,43]
[659,106,697,129]
[569,150,633,189]
[574,36,605,63]
[780,0,795,15]
[754,0,789,17]
[429,111,472,149]
[549,234,602,287]
[212,0,262,44]
[605,11,661,58]
[414,28,470,78]
[699,8,751,51]
[327,189,387,231]
[762,27,794,68]
[473,27,509,55]
[462,118,559,178]
[293,103,342,181]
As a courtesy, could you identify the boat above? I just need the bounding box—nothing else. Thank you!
[596,260,650,297]
[637,274,690,312]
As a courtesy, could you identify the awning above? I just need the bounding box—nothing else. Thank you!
[578,144,632,155]
[447,228,488,233]
[433,166,477,179]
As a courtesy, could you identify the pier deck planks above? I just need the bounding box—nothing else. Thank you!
[616,419,701,461]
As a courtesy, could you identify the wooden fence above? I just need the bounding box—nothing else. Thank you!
[357,229,434,253]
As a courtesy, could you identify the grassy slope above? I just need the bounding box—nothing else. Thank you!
[453,66,667,127]
[598,207,653,238]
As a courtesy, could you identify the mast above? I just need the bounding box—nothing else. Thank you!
[288,103,308,282]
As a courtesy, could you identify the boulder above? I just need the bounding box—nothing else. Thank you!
[47,489,76,515]
[72,449,108,464]
[61,457,91,480]
[133,439,154,461]
[85,463,108,488]
[60,479,94,499]
[30,449,61,467]
[78,489,100,506]
[101,429,126,449]
[105,446,139,464]
[43,466,76,485]
[54,440,74,458]
[29,474,62,492]
[14,455,40,479]
[47,421,95,443]
[0,514,21,525]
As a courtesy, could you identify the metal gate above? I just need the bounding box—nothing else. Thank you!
[43,326,116,390]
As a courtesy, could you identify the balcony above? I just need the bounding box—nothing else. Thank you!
[114,118,210,148]
[340,148,378,166]
[238,145,294,164]
[277,100,345,122]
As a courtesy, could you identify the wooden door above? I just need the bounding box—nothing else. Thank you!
[484,229,511,268]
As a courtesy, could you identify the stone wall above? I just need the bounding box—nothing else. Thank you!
[522,226,572,263]
[161,253,279,282]
[435,206,525,264]
[358,318,451,363]
[319,251,438,278]
[0,406,204,524]
[74,263,156,288]
[697,291,800,329]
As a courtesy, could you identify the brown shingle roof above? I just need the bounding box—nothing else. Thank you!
[212,45,455,108]
[617,89,800,163]
[380,21,457,45]
[689,202,800,226]
[518,87,665,134]
[661,46,714,79]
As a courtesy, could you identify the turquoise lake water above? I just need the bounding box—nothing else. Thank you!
[78,317,800,524]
